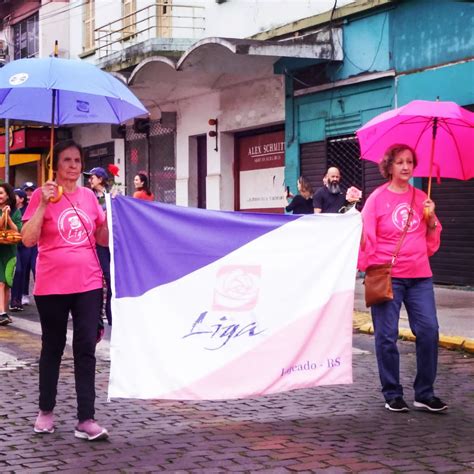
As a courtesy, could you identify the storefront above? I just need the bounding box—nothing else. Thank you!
[235,129,285,213]
[0,127,51,187]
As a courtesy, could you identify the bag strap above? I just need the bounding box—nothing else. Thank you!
[1,208,10,231]
[62,192,108,319]
[391,186,416,265]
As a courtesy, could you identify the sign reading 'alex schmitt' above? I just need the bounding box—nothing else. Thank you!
[107,195,361,401]
[238,131,286,212]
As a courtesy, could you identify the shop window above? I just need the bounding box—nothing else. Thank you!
[13,13,39,59]
[83,0,95,52]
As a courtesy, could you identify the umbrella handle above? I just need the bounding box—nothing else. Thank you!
[49,186,63,203]
[46,151,63,203]
[423,117,438,221]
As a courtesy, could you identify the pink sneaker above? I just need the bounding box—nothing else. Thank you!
[74,419,109,441]
[34,410,54,434]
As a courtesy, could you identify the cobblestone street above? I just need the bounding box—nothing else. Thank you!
[1,314,473,473]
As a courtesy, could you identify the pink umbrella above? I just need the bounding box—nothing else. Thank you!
[356,100,474,206]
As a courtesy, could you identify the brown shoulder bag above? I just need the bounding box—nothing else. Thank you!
[364,187,416,307]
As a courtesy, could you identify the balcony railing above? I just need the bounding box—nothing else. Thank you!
[94,2,205,59]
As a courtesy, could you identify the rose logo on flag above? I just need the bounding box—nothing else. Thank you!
[213,265,261,311]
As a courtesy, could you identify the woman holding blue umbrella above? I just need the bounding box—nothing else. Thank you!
[22,139,109,440]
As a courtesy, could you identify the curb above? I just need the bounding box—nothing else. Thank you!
[353,311,474,354]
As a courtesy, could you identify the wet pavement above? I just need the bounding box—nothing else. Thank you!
[1,305,473,473]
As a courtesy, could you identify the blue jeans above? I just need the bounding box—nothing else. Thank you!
[371,277,439,402]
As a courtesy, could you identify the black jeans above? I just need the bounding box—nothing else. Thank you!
[35,289,102,422]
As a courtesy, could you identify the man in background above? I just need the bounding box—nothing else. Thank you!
[313,167,346,213]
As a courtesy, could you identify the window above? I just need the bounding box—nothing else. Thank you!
[13,13,39,59]
[157,0,172,38]
[83,0,95,52]
[122,0,137,38]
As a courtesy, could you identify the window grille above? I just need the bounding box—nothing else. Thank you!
[327,135,362,190]
[125,120,176,204]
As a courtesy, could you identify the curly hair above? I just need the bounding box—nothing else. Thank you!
[379,144,418,179]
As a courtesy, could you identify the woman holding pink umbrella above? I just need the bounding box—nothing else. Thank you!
[358,143,447,414]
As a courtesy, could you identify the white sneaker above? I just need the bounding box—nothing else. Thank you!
[22,295,30,305]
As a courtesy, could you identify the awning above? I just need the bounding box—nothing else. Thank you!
[0,153,41,167]
[129,31,342,107]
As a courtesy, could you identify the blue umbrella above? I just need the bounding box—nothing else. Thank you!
[0,56,147,125]
[0,53,148,200]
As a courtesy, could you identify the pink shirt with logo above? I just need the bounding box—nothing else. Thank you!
[358,184,442,278]
[23,187,105,295]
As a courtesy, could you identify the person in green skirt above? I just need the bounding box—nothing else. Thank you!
[0,183,22,325]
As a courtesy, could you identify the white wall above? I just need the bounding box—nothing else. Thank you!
[72,124,125,179]
[175,74,284,210]
[203,0,355,38]
[39,1,70,58]
[175,91,219,207]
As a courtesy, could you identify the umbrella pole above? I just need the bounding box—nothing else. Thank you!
[424,117,438,220]
[48,40,63,202]
[48,89,56,182]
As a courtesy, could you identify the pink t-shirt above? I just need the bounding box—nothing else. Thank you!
[23,187,105,295]
[358,184,442,278]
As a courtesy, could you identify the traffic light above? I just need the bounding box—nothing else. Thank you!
[208,118,218,151]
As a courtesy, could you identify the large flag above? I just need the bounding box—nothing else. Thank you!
[107,196,362,400]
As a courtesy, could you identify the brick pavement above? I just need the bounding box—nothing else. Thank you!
[0,315,473,473]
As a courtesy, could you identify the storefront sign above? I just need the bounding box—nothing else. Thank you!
[238,131,286,211]
[0,128,52,152]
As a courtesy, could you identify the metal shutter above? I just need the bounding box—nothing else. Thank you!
[300,140,326,192]
[424,178,474,286]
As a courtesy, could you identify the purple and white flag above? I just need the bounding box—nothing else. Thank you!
[107,196,362,400]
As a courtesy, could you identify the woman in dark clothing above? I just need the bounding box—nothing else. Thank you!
[83,167,112,326]
[10,188,28,312]
[285,176,314,214]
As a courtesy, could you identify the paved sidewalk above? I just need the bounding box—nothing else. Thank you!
[354,277,474,353]
[0,306,473,472]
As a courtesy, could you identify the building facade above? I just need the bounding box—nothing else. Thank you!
[270,0,474,285]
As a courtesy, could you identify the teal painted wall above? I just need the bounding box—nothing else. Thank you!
[397,60,474,106]
[392,0,474,73]
[283,0,474,192]
[334,10,391,79]
[284,78,394,192]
